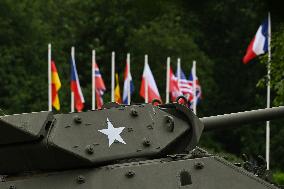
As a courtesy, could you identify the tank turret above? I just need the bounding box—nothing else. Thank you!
[0,103,204,174]
[0,103,282,189]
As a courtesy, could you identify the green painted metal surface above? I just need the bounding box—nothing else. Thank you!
[0,151,279,189]
[0,111,52,144]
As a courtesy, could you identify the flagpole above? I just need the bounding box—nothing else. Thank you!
[266,12,271,170]
[71,47,75,113]
[48,43,52,111]
[111,52,115,102]
[166,57,170,103]
[192,60,197,114]
[177,58,181,80]
[92,50,96,110]
[127,53,131,105]
[177,58,181,88]
[145,54,148,103]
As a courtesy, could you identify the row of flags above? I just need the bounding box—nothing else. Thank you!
[49,15,268,113]
[48,47,202,112]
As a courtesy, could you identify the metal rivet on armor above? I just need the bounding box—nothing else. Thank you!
[85,145,94,154]
[147,124,153,129]
[127,127,134,132]
[76,175,86,184]
[143,138,151,147]
[234,163,242,167]
[74,116,82,124]
[130,108,138,117]
[125,170,135,178]
[164,115,174,132]
[194,162,204,170]
[8,185,16,189]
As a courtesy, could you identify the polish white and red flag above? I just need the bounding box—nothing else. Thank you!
[169,67,182,101]
[243,18,269,64]
[139,62,161,103]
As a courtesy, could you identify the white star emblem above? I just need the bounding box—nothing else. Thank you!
[98,118,126,147]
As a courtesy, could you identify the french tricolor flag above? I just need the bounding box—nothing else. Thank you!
[70,54,85,112]
[123,62,134,104]
[243,18,270,64]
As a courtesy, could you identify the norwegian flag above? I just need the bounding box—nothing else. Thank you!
[93,62,106,109]
[95,89,104,109]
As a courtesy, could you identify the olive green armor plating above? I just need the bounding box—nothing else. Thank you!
[0,103,283,189]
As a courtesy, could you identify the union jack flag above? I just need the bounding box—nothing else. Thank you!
[188,69,202,105]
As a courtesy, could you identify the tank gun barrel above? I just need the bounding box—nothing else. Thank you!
[201,106,284,131]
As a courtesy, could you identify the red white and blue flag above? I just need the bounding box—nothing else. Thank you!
[93,62,106,109]
[169,67,182,101]
[243,19,269,64]
[70,56,85,112]
[123,62,134,104]
[176,67,202,106]
[189,67,202,105]
[177,68,192,101]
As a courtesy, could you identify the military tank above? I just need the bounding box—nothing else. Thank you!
[0,102,283,189]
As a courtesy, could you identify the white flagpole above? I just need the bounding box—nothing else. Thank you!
[111,51,115,102]
[127,53,131,105]
[48,43,52,111]
[266,12,271,170]
[192,60,197,114]
[145,54,148,103]
[92,50,96,110]
[166,57,170,103]
[177,58,181,87]
[71,47,75,113]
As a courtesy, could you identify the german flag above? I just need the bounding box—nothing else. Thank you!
[51,60,61,110]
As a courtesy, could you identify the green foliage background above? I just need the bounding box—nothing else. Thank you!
[0,0,284,183]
